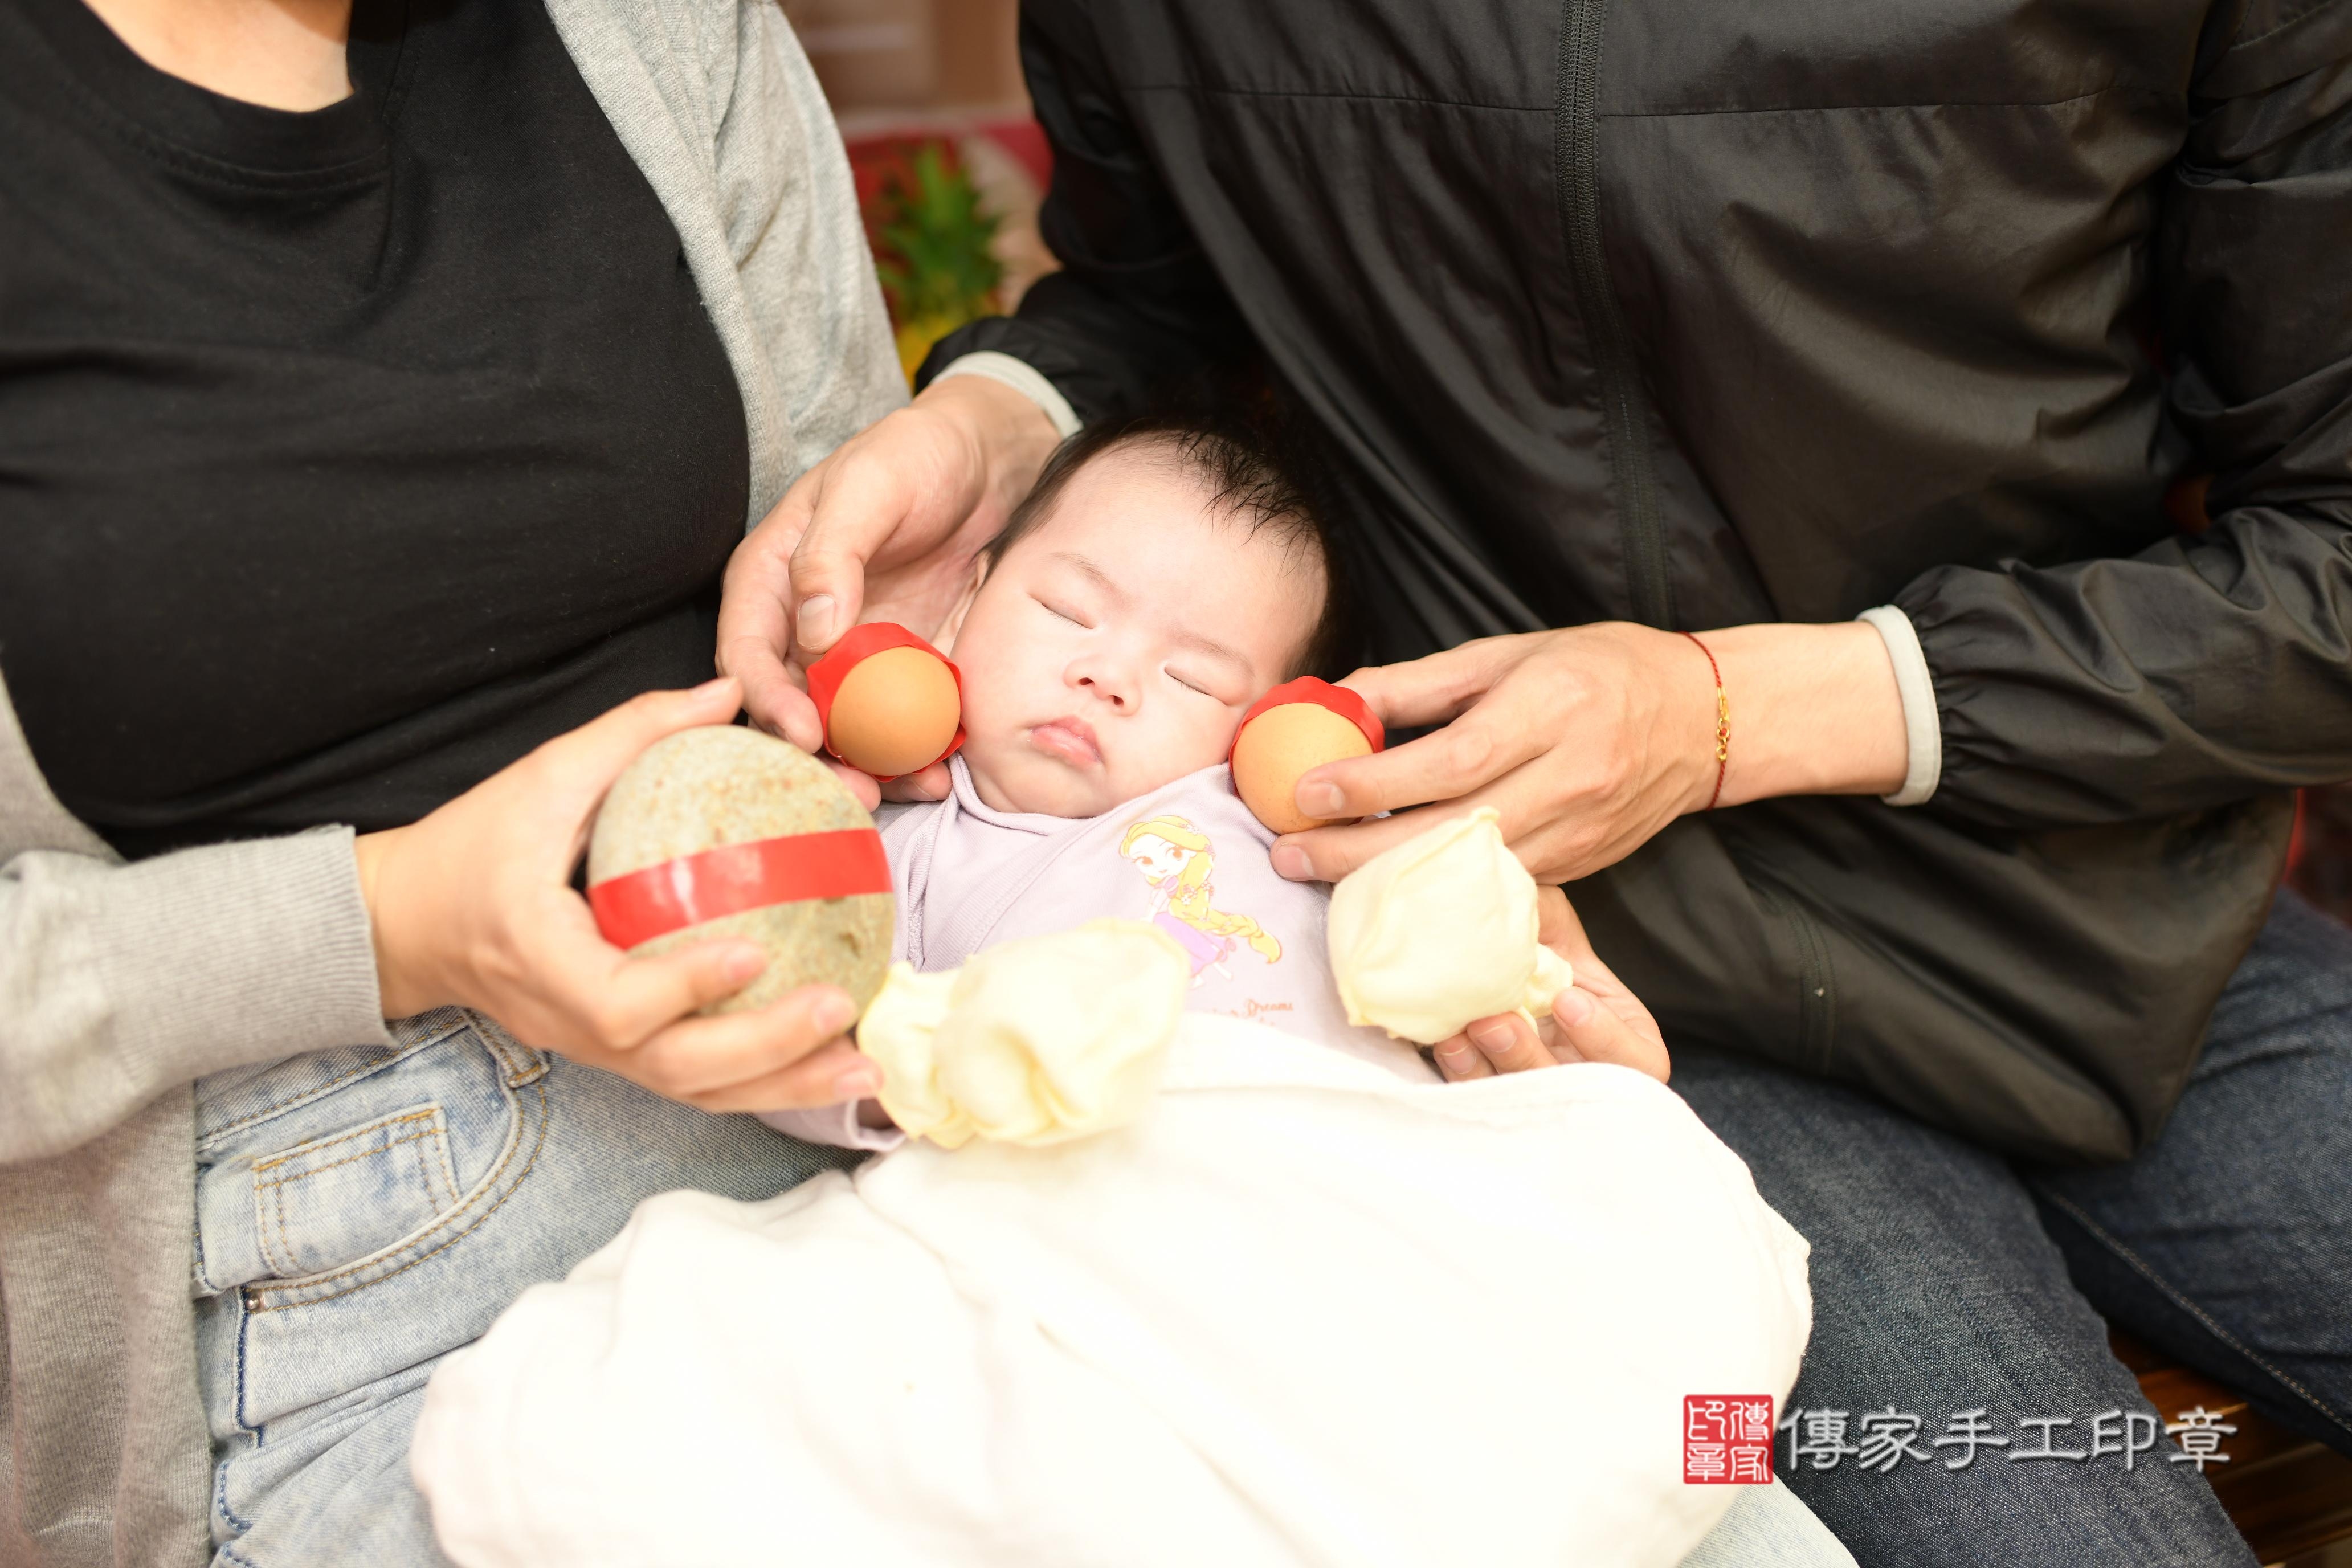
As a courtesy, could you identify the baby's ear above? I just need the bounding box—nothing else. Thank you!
[932,553,990,658]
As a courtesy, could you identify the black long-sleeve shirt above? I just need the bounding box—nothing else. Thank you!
[0,0,749,856]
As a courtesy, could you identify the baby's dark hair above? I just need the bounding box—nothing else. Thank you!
[984,409,1354,680]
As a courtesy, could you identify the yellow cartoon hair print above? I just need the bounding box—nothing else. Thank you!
[1118,814,1280,983]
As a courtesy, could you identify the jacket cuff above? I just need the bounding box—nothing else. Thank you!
[100,826,391,1090]
[930,352,1083,439]
[1857,606,1942,807]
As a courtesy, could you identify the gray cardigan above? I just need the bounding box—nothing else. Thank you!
[0,3,904,1561]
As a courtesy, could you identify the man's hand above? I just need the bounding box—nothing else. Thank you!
[716,375,1060,803]
[1271,620,1907,886]
[1428,887,1670,1084]
[354,679,877,1114]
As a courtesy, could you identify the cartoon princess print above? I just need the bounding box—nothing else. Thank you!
[1118,815,1280,986]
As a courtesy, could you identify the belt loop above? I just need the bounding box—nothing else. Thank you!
[466,1011,551,1087]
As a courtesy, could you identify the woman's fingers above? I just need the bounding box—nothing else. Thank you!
[723,629,823,751]
[625,985,865,1099]
[881,760,954,803]
[528,678,744,816]
[717,494,823,749]
[822,756,884,811]
[789,450,916,655]
[524,919,771,1053]
[677,1040,877,1114]
[818,755,954,812]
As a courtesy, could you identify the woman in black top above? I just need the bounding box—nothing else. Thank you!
[0,0,973,1559]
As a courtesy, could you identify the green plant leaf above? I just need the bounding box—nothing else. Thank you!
[869,141,1004,328]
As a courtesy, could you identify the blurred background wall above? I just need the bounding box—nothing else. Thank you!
[783,0,1056,382]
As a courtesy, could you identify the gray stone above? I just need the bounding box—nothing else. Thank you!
[588,725,894,1014]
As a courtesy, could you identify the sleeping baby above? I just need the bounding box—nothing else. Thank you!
[410,412,1841,1568]
[769,409,1642,1150]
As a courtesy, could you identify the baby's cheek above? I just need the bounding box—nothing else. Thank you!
[952,671,1020,757]
[1119,708,1235,797]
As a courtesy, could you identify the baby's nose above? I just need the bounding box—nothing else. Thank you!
[1076,673,1132,709]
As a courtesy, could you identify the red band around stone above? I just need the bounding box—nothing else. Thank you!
[588,828,892,950]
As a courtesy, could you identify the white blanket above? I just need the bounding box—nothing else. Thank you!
[412,1018,1811,1568]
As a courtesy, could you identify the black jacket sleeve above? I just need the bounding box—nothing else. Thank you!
[1894,1,2352,827]
[915,6,1254,423]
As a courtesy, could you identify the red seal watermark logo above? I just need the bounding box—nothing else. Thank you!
[1685,1395,1775,1484]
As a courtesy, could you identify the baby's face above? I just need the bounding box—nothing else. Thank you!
[948,446,1324,818]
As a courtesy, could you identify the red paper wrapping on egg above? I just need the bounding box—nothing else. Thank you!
[805,622,967,781]
[1226,677,1387,835]
[1226,677,1386,761]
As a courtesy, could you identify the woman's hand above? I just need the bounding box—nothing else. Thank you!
[1271,620,1908,886]
[1429,887,1670,1083]
[352,678,879,1114]
[715,376,1060,807]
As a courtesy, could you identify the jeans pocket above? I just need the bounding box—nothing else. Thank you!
[198,1012,555,1447]
[193,1008,545,1299]
[249,1104,463,1280]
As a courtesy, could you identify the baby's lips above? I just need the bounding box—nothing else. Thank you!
[1028,717,1103,769]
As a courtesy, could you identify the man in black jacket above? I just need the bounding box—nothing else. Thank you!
[725,1,2352,1559]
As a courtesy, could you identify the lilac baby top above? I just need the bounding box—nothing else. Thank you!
[767,757,1434,1150]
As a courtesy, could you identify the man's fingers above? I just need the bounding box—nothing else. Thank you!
[1461,1010,1555,1074]
[1271,802,1485,884]
[1532,884,1610,974]
[628,985,863,1096]
[1295,699,1546,821]
[1337,635,1533,730]
[1533,884,1587,953]
[1431,1035,1495,1080]
[1549,984,1671,1082]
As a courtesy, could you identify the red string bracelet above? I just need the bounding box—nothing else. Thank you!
[1681,631,1730,811]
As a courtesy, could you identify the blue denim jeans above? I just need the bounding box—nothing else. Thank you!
[191,1008,860,1566]
[191,1007,1853,1565]
[1671,887,2352,1566]
[1683,1480,1857,1567]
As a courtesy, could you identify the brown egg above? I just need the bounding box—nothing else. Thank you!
[827,645,963,778]
[588,726,894,1016]
[1231,701,1376,835]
